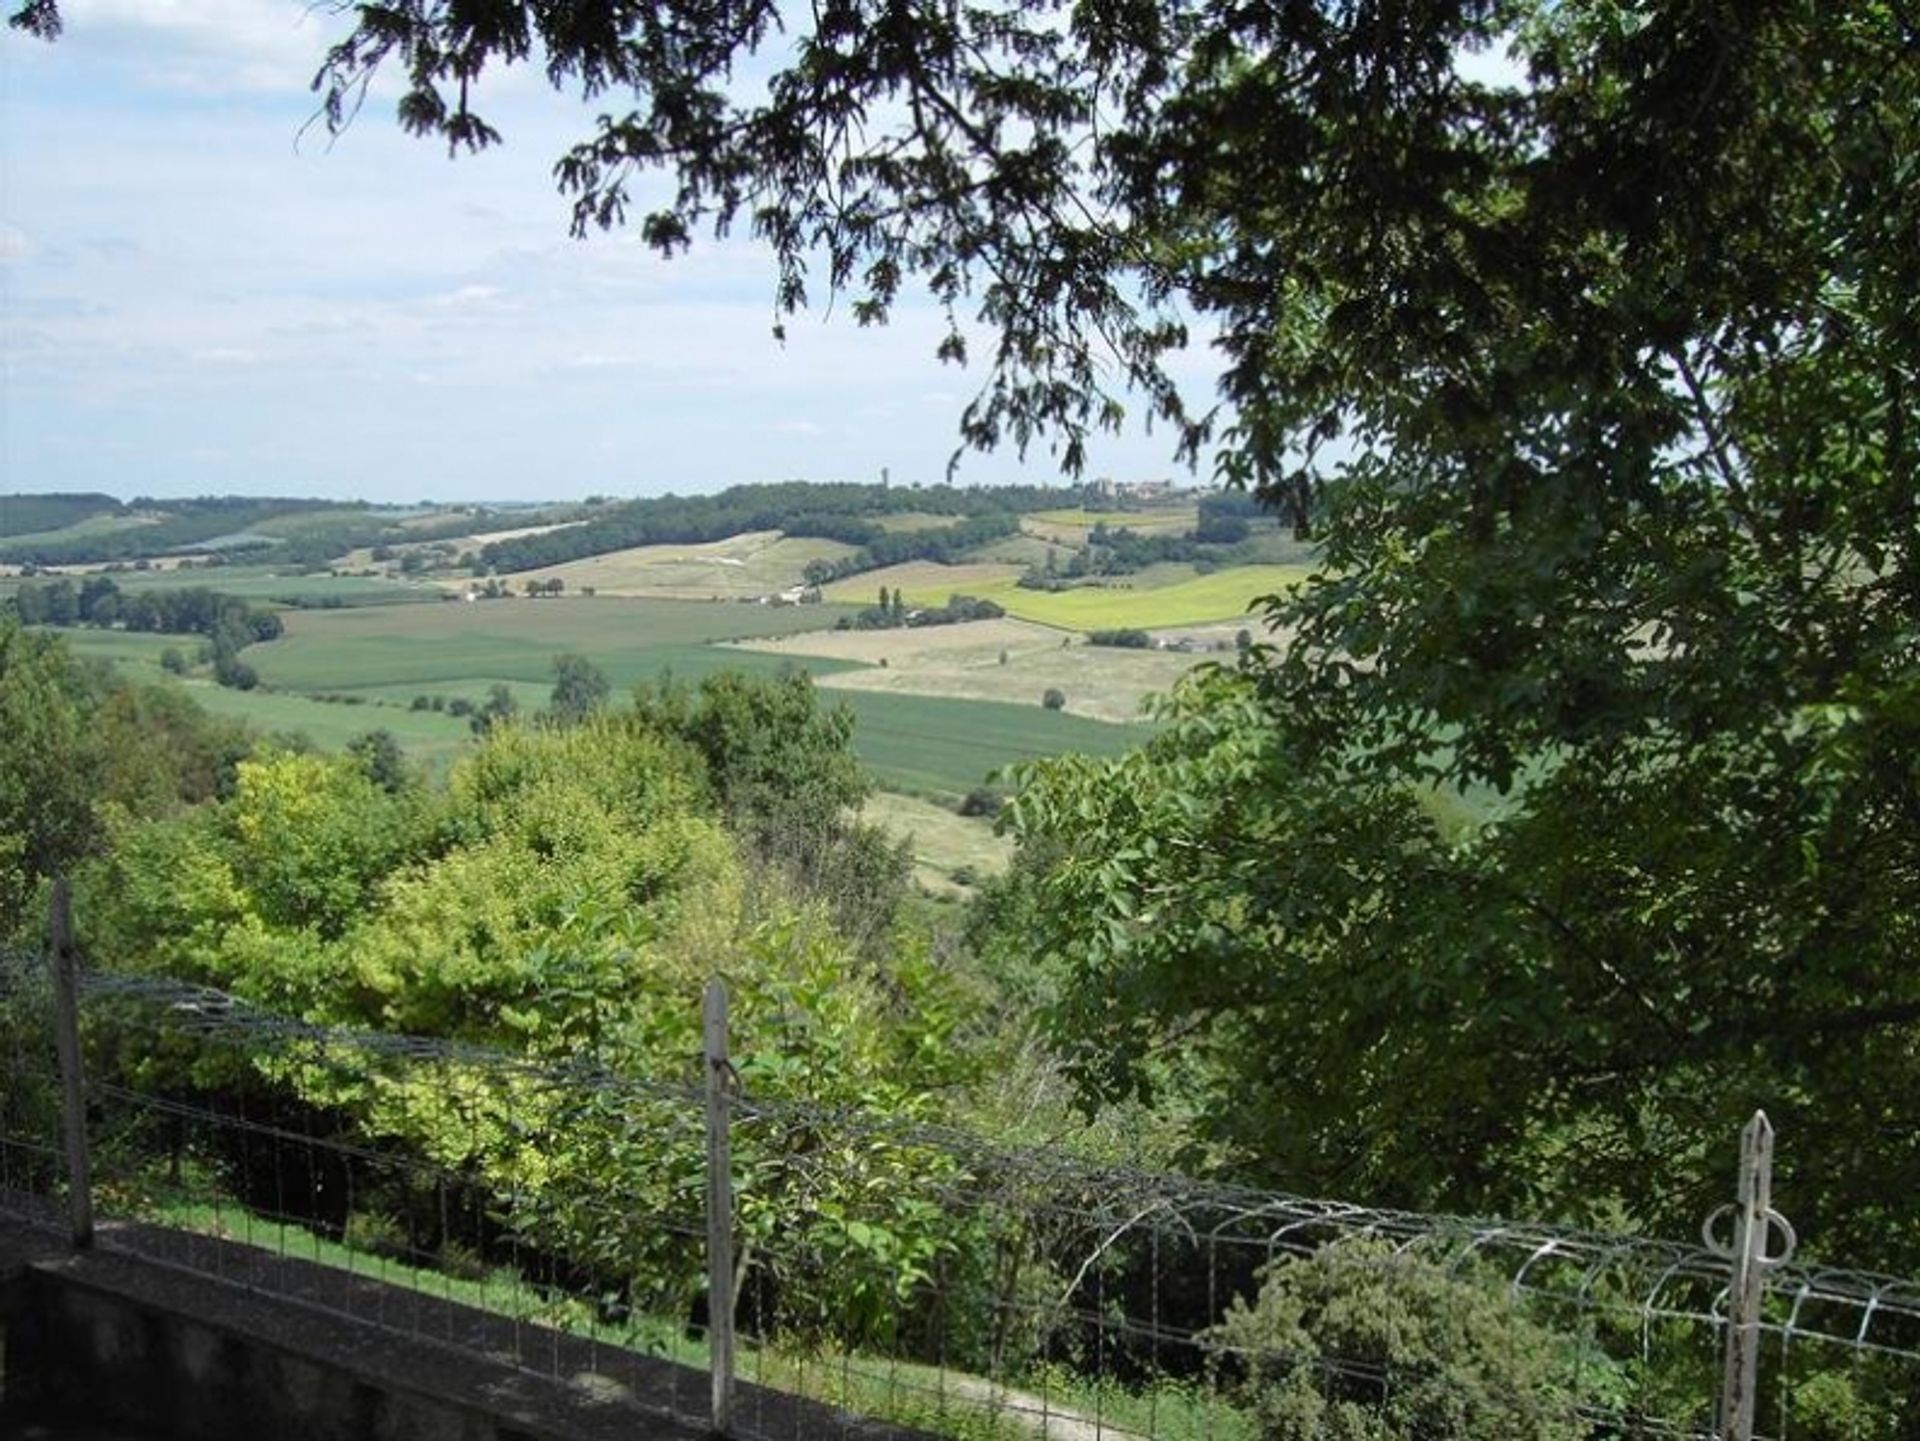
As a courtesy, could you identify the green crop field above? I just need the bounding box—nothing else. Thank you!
[1022,506,1198,541]
[182,685,477,766]
[31,590,1154,799]
[834,690,1147,797]
[249,596,855,693]
[0,565,436,607]
[988,566,1305,628]
[49,628,187,676]
[847,563,1308,630]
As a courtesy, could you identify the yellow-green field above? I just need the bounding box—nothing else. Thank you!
[822,561,1027,606]
[872,512,967,533]
[495,531,859,599]
[1021,507,1198,542]
[862,791,1013,895]
[825,562,1307,630]
[737,617,1207,722]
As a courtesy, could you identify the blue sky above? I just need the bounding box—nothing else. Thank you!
[0,1,1210,502]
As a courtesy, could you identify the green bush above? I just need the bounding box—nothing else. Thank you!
[1215,1240,1586,1441]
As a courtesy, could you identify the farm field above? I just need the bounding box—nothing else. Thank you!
[182,684,477,767]
[832,690,1147,799]
[338,518,587,569]
[0,564,437,606]
[872,512,966,533]
[248,596,856,693]
[961,533,1072,568]
[826,562,1309,629]
[738,618,1205,723]
[821,561,1027,606]
[493,531,859,599]
[1021,507,1198,542]
[862,790,1012,895]
[51,628,189,676]
[0,512,158,546]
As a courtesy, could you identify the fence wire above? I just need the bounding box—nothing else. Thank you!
[2,951,1918,1441]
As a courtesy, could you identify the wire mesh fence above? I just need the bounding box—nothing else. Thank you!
[2,944,1918,1441]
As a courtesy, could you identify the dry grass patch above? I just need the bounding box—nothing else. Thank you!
[498,531,859,598]
[738,618,1205,722]
[821,560,1027,605]
[861,790,1013,894]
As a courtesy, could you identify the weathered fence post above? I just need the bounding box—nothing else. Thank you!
[49,877,94,1250]
[1708,1110,1796,1441]
[704,978,736,1435]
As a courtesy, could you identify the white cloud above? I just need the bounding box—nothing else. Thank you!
[49,0,331,93]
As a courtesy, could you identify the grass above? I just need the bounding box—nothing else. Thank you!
[873,512,971,533]
[182,686,480,767]
[834,691,1147,799]
[738,620,1206,724]
[495,531,860,599]
[0,564,437,606]
[0,511,156,546]
[831,564,1309,630]
[822,561,1028,606]
[1021,509,1198,542]
[249,597,854,693]
[863,791,1013,894]
[44,595,1154,799]
[128,1188,1249,1441]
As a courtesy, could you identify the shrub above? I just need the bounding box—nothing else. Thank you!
[957,786,1005,819]
[1041,688,1067,711]
[1088,628,1153,648]
[1215,1239,1587,1441]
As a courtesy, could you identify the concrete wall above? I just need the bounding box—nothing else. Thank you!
[0,1215,928,1441]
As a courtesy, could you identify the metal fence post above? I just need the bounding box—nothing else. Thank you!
[705,979,737,1435]
[1707,1110,1796,1441]
[49,878,94,1250]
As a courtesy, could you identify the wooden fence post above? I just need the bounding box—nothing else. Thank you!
[1711,1111,1795,1441]
[705,979,736,1435]
[49,878,94,1250]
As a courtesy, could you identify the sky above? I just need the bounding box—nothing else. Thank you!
[0,1,1211,503]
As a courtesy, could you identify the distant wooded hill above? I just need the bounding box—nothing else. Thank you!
[474,482,1076,573]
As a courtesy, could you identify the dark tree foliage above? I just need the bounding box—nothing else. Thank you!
[9,579,283,645]
[19,0,1920,1263]
[628,669,910,948]
[0,495,358,566]
[547,651,612,725]
[346,728,410,794]
[0,492,121,538]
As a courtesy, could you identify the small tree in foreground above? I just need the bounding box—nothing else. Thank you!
[1216,1240,1587,1441]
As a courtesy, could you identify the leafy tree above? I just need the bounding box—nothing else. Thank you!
[346,728,409,794]
[0,622,102,936]
[547,652,612,726]
[1215,1240,1586,1441]
[22,0,1920,1269]
[628,669,910,947]
[470,682,520,736]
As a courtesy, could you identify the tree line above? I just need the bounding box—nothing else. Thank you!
[477,481,1063,574]
[8,577,283,689]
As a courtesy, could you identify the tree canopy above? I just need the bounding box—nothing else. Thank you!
[18,0,1920,1264]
